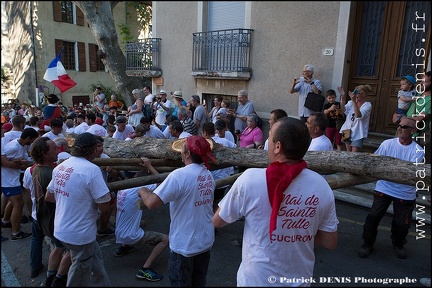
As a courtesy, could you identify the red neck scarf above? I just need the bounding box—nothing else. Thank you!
[57,146,66,153]
[266,160,307,237]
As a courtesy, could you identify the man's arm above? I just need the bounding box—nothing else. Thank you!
[212,207,230,228]
[314,230,337,250]
[137,187,164,210]
[45,189,56,203]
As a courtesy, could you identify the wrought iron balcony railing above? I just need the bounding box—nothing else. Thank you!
[192,29,253,79]
[125,38,162,77]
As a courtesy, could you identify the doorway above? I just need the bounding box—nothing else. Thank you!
[348,1,431,135]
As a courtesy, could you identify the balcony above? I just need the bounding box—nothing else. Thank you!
[192,29,253,80]
[125,38,162,77]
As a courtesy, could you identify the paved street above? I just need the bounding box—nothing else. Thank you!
[1,194,430,287]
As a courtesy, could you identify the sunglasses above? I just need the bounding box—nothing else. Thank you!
[351,113,355,121]
[398,124,414,129]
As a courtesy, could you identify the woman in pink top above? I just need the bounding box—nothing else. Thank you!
[239,114,263,149]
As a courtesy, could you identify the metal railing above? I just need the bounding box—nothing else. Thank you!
[192,29,253,72]
[125,38,161,76]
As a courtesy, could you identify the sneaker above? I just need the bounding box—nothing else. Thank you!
[136,267,163,281]
[1,235,8,242]
[358,246,372,258]
[11,231,32,241]
[1,221,12,228]
[45,274,56,287]
[114,245,135,257]
[97,227,115,236]
[394,246,407,259]
[420,278,431,287]
[51,275,68,287]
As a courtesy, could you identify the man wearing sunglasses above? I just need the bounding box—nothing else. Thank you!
[358,117,424,260]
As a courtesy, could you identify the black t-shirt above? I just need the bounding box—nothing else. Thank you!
[323,101,344,128]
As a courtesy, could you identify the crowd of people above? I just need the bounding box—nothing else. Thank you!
[1,68,430,287]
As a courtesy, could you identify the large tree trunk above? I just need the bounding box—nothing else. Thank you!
[80,136,430,188]
[72,1,143,107]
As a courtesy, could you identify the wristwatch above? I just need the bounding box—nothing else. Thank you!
[310,82,315,85]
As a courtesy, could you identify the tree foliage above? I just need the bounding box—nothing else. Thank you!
[72,1,149,108]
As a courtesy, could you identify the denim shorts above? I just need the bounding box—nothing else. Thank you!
[1,186,22,197]
[343,138,364,148]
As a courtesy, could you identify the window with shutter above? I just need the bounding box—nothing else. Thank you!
[54,40,86,72]
[52,1,84,26]
[78,42,86,72]
[89,44,105,72]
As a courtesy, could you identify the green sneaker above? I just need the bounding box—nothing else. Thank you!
[136,267,162,281]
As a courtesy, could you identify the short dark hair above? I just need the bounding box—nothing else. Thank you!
[12,115,26,127]
[202,122,215,136]
[140,116,151,125]
[29,116,39,126]
[270,109,288,121]
[325,89,336,97]
[21,127,40,140]
[309,112,328,131]
[86,112,96,123]
[50,118,63,128]
[271,117,311,160]
[191,95,200,104]
[169,120,183,133]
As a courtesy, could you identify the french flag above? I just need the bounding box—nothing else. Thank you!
[43,51,77,93]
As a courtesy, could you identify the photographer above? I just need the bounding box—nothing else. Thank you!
[152,90,172,131]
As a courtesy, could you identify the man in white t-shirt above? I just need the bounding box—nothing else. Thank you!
[168,120,191,139]
[45,133,112,287]
[306,112,333,151]
[42,119,65,141]
[142,85,154,118]
[73,114,89,135]
[86,115,108,137]
[359,117,424,260]
[112,116,135,140]
[153,90,172,129]
[138,136,215,286]
[1,128,39,240]
[213,117,338,287]
[114,158,168,281]
[139,116,165,139]
[214,119,235,144]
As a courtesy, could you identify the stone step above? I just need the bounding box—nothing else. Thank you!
[362,132,395,153]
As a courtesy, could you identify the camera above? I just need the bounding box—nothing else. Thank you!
[235,129,241,134]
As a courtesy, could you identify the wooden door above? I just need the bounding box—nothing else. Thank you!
[72,95,90,107]
[348,1,431,135]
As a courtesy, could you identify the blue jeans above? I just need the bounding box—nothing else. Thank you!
[64,240,112,287]
[168,249,211,287]
[362,191,415,248]
[30,217,45,273]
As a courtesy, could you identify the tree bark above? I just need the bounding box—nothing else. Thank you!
[72,1,143,107]
[79,136,430,187]
[106,171,377,193]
